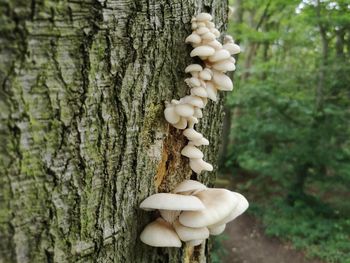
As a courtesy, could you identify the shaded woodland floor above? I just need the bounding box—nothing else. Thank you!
[221,214,324,263]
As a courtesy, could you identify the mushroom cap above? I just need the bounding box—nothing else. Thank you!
[205,81,218,101]
[223,43,240,55]
[185,33,201,44]
[183,128,203,141]
[208,49,231,62]
[182,96,205,108]
[207,40,222,50]
[175,103,195,117]
[185,64,203,73]
[199,70,212,80]
[173,220,209,242]
[181,145,204,159]
[172,179,207,194]
[140,218,182,247]
[173,117,188,129]
[190,46,215,57]
[208,224,226,235]
[196,13,213,22]
[191,87,208,98]
[140,193,205,211]
[201,32,216,41]
[212,61,236,72]
[187,77,201,87]
[164,106,180,124]
[189,137,209,146]
[196,27,210,35]
[210,192,249,226]
[193,108,203,118]
[212,71,233,91]
[189,158,213,174]
[210,28,221,37]
[179,188,238,228]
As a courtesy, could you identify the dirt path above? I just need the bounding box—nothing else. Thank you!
[221,214,323,263]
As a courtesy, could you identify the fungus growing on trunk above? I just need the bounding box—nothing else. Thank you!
[140,181,249,247]
[140,12,248,248]
[163,12,240,174]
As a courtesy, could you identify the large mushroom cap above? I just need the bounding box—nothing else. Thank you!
[210,192,249,227]
[173,220,209,242]
[181,145,204,159]
[179,188,238,228]
[140,193,205,211]
[140,218,182,247]
[172,180,207,195]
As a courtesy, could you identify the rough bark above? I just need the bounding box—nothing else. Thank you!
[0,0,228,262]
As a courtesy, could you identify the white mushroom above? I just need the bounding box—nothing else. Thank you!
[172,179,207,195]
[183,128,203,141]
[173,117,188,129]
[181,145,204,159]
[185,64,203,73]
[208,49,231,62]
[223,43,241,55]
[196,13,212,22]
[185,33,201,44]
[189,158,213,174]
[164,106,180,124]
[173,220,209,242]
[179,188,239,228]
[190,46,215,57]
[212,61,236,72]
[191,87,208,97]
[212,71,233,91]
[140,193,205,211]
[140,218,182,247]
[205,81,218,101]
[208,224,226,235]
[175,103,195,117]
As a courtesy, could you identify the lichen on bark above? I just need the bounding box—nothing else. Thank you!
[0,0,228,262]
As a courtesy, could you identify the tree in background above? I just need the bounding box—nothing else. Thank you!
[224,0,350,261]
[0,1,229,262]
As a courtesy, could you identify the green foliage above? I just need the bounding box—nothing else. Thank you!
[259,198,350,262]
[224,0,350,262]
[210,235,229,263]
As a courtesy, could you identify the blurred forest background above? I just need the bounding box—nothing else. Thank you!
[215,0,350,262]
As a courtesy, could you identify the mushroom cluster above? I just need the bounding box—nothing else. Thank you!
[164,12,240,173]
[140,180,248,247]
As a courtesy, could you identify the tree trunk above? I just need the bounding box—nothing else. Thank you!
[0,1,228,262]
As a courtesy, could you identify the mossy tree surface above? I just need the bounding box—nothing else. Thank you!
[0,0,228,262]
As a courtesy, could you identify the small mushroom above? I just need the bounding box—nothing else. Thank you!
[173,117,188,129]
[205,81,218,101]
[181,145,204,159]
[196,27,210,35]
[212,71,233,91]
[140,218,182,247]
[185,64,203,73]
[173,220,209,242]
[189,158,213,174]
[185,33,201,44]
[175,103,195,117]
[196,13,213,22]
[208,49,231,62]
[164,105,180,124]
[190,46,215,57]
[212,61,236,72]
[183,128,203,141]
[191,87,208,98]
[172,179,207,195]
[223,43,240,55]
